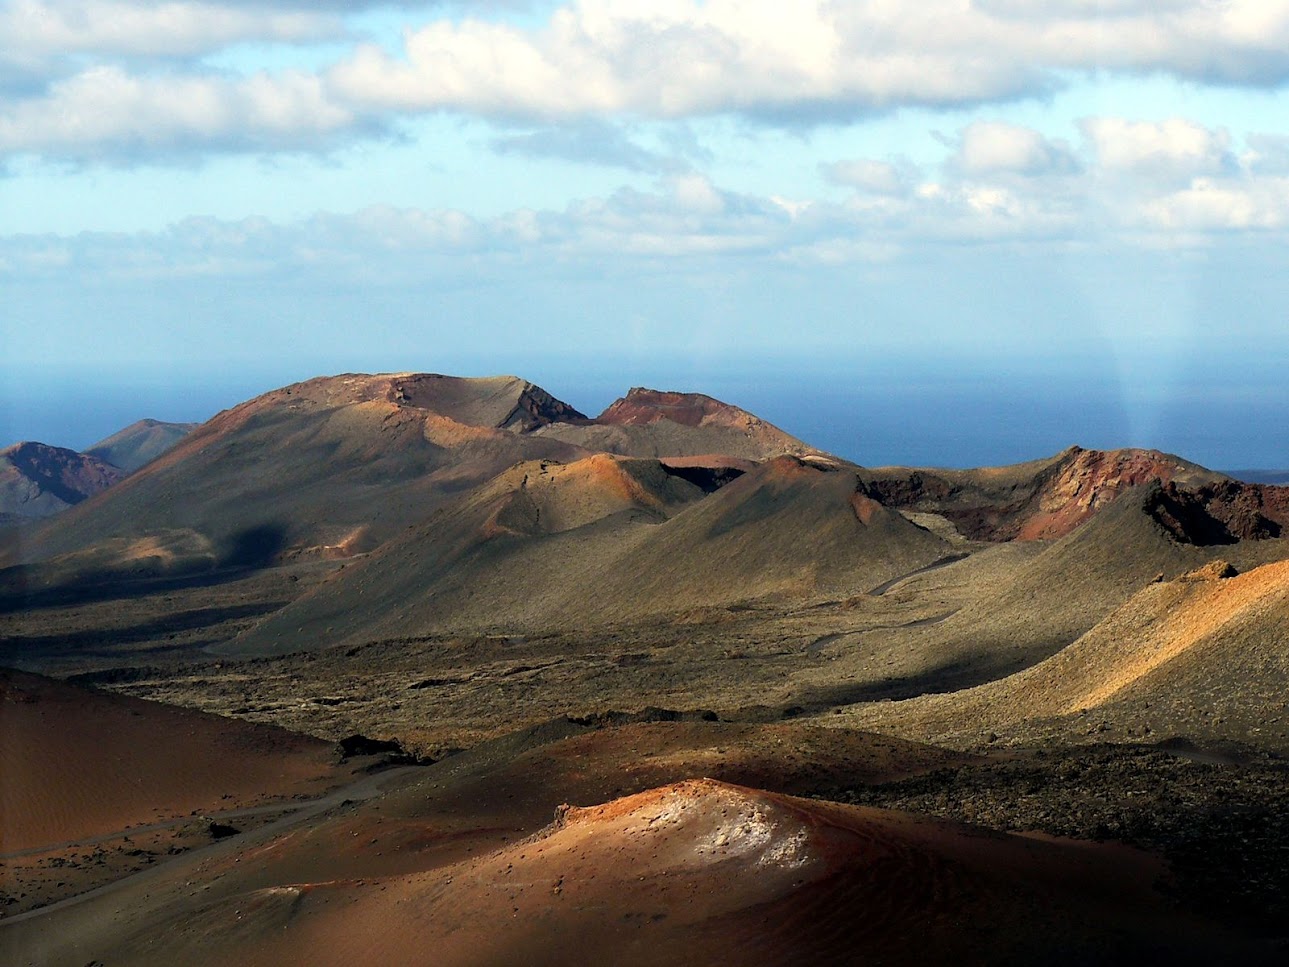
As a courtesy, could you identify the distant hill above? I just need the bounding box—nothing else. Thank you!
[534,387,829,461]
[224,454,950,655]
[0,442,125,523]
[861,445,1233,541]
[85,418,198,472]
[6,373,826,584]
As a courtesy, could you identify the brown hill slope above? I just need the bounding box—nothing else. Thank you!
[4,717,1257,967]
[0,443,124,524]
[841,556,1289,750]
[5,374,595,581]
[83,419,198,473]
[226,455,950,654]
[5,376,829,590]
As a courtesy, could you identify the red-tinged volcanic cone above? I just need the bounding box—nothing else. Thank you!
[143,778,1245,967]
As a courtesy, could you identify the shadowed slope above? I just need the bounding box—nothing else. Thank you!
[0,669,337,853]
[83,419,198,473]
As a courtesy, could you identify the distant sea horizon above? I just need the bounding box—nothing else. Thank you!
[4,355,1286,473]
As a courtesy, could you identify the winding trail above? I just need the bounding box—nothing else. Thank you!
[867,553,970,597]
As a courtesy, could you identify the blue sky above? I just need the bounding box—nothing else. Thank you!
[3,0,1288,468]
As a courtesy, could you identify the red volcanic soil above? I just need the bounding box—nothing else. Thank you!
[162,779,1238,967]
[0,669,339,853]
[599,387,753,428]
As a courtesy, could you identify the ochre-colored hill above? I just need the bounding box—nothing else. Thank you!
[5,713,1254,967]
[5,374,594,581]
[534,386,827,461]
[842,556,1289,749]
[0,443,124,524]
[5,376,828,590]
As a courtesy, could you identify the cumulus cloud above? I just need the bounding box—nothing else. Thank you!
[1081,117,1235,182]
[12,113,1289,288]
[0,1,338,61]
[822,159,913,196]
[327,0,1289,121]
[0,65,367,160]
[952,121,1079,177]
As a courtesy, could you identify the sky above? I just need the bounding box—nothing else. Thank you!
[2,0,1288,468]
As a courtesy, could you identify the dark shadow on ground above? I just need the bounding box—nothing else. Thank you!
[0,525,292,614]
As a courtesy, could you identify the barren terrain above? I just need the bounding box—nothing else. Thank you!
[3,372,1288,964]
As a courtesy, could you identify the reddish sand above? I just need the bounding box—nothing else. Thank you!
[0,670,339,854]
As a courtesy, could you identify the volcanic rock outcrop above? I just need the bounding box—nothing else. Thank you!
[0,442,125,524]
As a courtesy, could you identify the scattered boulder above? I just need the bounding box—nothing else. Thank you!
[335,733,416,764]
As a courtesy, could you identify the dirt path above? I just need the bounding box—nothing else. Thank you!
[867,553,970,596]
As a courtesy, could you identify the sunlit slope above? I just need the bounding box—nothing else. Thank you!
[888,480,1289,667]
[11,374,588,573]
[844,556,1289,749]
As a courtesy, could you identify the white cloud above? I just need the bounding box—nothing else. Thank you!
[0,1,338,60]
[1143,176,1289,231]
[1,1,1288,162]
[325,0,1289,122]
[6,113,1289,277]
[0,64,361,159]
[1081,117,1235,181]
[822,159,910,196]
[953,120,1079,177]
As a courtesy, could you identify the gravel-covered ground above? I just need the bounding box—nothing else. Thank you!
[817,742,1289,938]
